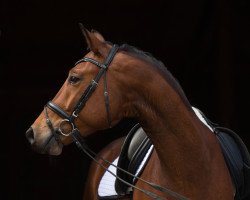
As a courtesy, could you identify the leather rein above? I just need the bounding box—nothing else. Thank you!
[43,45,189,200]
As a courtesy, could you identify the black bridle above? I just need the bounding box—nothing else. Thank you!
[43,44,189,200]
[44,44,119,142]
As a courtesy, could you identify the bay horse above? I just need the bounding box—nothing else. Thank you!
[26,24,248,199]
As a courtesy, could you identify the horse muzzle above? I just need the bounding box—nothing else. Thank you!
[25,126,63,155]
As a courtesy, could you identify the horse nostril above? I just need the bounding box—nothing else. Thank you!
[26,127,35,144]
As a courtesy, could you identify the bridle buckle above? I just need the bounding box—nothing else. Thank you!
[72,111,78,118]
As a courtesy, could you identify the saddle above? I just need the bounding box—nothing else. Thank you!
[97,124,153,199]
[114,108,250,200]
[115,123,153,195]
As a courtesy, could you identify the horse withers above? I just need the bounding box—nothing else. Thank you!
[26,24,250,200]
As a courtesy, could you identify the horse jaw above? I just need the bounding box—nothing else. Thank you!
[43,137,63,155]
[32,135,63,156]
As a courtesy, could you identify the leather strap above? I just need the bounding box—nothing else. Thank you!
[72,79,98,118]
[44,106,61,143]
[47,101,71,120]
[104,71,112,127]
[75,57,106,68]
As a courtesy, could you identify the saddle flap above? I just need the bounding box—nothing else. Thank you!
[215,128,244,189]
[115,124,153,195]
[215,127,250,200]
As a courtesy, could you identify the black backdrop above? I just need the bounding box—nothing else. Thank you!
[1,0,250,199]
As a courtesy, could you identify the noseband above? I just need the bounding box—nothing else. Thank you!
[44,44,119,142]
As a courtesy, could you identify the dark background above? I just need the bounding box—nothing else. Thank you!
[1,0,250,199]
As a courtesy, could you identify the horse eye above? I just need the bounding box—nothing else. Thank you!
[69,76,80,85]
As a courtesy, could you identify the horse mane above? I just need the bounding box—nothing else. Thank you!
[119,44,192,109]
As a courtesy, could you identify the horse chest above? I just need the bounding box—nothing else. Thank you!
[133,151,173,199]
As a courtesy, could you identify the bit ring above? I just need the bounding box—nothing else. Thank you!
[58,119,75,137]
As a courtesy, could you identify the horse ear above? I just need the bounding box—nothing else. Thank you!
[91,29,105,42]
[78,23,106,56]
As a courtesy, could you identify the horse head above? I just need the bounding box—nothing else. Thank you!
[26,25,130,155]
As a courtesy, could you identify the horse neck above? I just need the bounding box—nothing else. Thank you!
[115,57,217,184]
